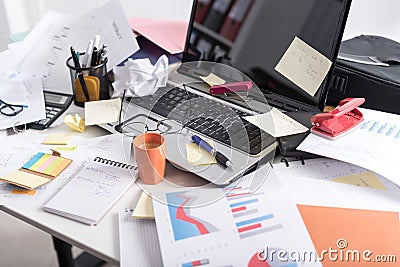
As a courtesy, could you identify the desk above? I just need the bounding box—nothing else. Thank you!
[0,104,137,266]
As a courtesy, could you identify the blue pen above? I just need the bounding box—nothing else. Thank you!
[191,135,234,168]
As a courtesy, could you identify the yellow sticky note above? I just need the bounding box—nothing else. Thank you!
[332,172,387,190]
[64,114,85,132]
[200,73,226,86]
[132,192,155,219]
[186,140,217,166]
[54,146,78,151]
[1,170,50,190]
[42,134,72,145]
[11,189,36,195]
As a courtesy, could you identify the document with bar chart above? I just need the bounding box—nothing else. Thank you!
[298,108,400,187]
[152,169,321,266]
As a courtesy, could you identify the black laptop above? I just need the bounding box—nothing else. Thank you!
[180,0,352,112]
[107,0,352,185]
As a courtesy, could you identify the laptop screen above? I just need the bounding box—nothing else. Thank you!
[182,0,352,111]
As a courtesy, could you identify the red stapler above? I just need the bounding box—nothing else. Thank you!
[210,81,252,95]
[310,98,365,140]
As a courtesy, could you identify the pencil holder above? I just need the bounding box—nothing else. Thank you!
[66,55,110,107]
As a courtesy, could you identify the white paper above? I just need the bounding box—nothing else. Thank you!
[84,98,122,126]
[119,209,163,267]
[3,11,112,94]
[276,174,400,213]
[273,158,400,194]
[88,0,140,70]
[42,160,136,225]
[2,0,138,94]
[244,108,308,137]
[0,75,28,105]
[275,36,332,96]
[297,108,400,187]
[0,74,45,130]
[112,55,168,97]
[152,169,321,266]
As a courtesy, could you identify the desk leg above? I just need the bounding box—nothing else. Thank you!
[52,236,106,267]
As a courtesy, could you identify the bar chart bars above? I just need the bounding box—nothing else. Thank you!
[225,188,282,239]
[361,119,400,139]
[182,258,210,267]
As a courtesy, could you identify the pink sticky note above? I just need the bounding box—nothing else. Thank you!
[130,17,188,54]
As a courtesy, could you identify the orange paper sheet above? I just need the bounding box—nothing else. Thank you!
[298,205,400,266]
[129,17,188,54]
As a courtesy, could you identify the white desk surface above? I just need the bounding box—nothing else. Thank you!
[0,104,139,265]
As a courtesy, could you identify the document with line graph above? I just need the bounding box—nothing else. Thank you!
[152,166,321,267]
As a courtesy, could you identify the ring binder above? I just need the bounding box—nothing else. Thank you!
[279,157,306,167]
[94,156,137,170]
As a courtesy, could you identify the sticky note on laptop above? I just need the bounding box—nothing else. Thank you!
[275,36,332,96]
[186,139,217,166]
[244,108,308,137]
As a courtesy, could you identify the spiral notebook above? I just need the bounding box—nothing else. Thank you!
[42,157,137,225]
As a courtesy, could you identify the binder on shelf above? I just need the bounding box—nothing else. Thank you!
[194,0,215,24]
[42,157,137,225]
[203,0,233,32]
[219,0,254,41]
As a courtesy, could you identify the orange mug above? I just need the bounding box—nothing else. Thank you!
[133,132,166,185]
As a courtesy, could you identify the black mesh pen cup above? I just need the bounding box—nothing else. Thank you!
[66,55,110,107]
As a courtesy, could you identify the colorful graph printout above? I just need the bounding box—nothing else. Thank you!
[166,191,218,241]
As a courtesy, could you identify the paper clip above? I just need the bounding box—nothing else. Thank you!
[310,98,365,140]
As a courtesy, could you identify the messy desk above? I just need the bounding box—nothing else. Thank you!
[1,0,400,266]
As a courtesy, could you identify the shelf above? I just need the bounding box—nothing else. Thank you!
[193,22,233,48]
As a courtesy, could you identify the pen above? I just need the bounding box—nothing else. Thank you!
[70,46,90,101]
[82,39,94,67]
[191,135,234,168]
[90,47,98,67]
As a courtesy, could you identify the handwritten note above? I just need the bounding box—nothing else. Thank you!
[275,36,332,96]
[84,98,121,126]
[42,160,136,225]
[244,108,308,137]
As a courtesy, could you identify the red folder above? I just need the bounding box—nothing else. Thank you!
[194,0,215,24]
[219,0,253,41]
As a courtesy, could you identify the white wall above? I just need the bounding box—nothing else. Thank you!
[0,0,10,50]
[2,0,193,35]
[342,0,400,42]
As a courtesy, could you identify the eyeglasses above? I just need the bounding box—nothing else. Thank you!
[115,86,193,137]
[0,99,28,116]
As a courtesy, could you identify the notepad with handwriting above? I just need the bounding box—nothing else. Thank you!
[42,157,137,225]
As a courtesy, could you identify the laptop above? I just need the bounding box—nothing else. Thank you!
[102,0,352,185]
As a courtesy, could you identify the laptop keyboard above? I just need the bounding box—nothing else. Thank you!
[128,86,275,156]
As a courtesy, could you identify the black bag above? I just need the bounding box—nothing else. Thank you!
[327,35,400,114]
